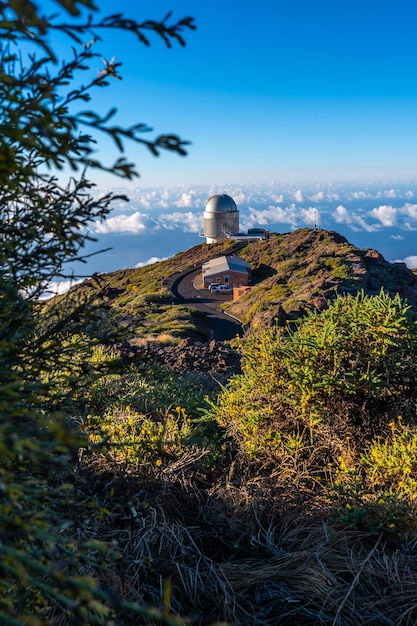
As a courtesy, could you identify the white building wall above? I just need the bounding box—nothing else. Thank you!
[203,210,239,243]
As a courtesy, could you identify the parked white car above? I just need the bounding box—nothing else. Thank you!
[208,284,233,294]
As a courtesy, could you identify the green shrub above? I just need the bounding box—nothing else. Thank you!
[205,290,417,509]
[85,405,192,464]
[361,418,417,498]
[320,255,350,279]
[79,363,225,470]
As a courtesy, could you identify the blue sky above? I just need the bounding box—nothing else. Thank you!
[40,1,417,290]
[76,0,417,187]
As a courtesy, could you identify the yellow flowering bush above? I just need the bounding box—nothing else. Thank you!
[361,418,417,499]
[85,405,192,464]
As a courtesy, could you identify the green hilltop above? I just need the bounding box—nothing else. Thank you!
[64,227,417,341]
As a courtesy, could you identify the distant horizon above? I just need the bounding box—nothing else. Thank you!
[95,176,417,191]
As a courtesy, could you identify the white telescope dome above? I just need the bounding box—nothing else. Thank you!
[205,194,238,214]
[203,194,239,243]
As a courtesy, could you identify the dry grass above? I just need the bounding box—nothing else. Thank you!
[71,453,417,626]
[155,333,177,345]
[129,336,149,349]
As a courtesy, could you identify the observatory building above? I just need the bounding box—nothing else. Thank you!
[202,194,239,244]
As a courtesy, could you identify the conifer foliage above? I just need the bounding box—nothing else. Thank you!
[0,1,194,622]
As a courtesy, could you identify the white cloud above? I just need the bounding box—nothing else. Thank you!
[401,203,417,220]
[404,255,417,268]
[230,190,247,205]
[391,234,404,240]
[353,216,379,232]
[369,205,397,227]
[376,188,396,198]
[158,211,202,233]
[333,204,380,232]
[403,222,417,231]
[40,278,84,299]
[333,205,351,223]
[109,198,130,210]
[311,191,324,202]
[135,256,168,268]
[174,191,197,208]
[328,192,340,201]
[131,192,157,210]
[242,204,298,229]
[294,189,303,202]
[393,255,417,269]
[300,207,319,227]
[94,211,153,234]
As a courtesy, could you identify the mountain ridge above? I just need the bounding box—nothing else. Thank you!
[71,227,417,333]
[229,228,417,326]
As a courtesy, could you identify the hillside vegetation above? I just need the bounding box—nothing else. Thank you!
[3,2,417,621]
[229,228,417,325]
[65,238,246,345]
[29,228,417,624]
[66,228,417,342]
[9,226,417,624]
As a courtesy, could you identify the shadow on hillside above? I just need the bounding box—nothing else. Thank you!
[253,263,277,280]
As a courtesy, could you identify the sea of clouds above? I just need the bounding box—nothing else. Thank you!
[50,180,417,296]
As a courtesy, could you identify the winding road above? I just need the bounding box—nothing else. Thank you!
[169,267,244,341]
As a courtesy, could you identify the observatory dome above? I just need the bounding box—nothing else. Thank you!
[202,194,239,244]
[205,195,238,214]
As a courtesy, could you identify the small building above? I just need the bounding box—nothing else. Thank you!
[202,255,251,289]
[233,285,251,301]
